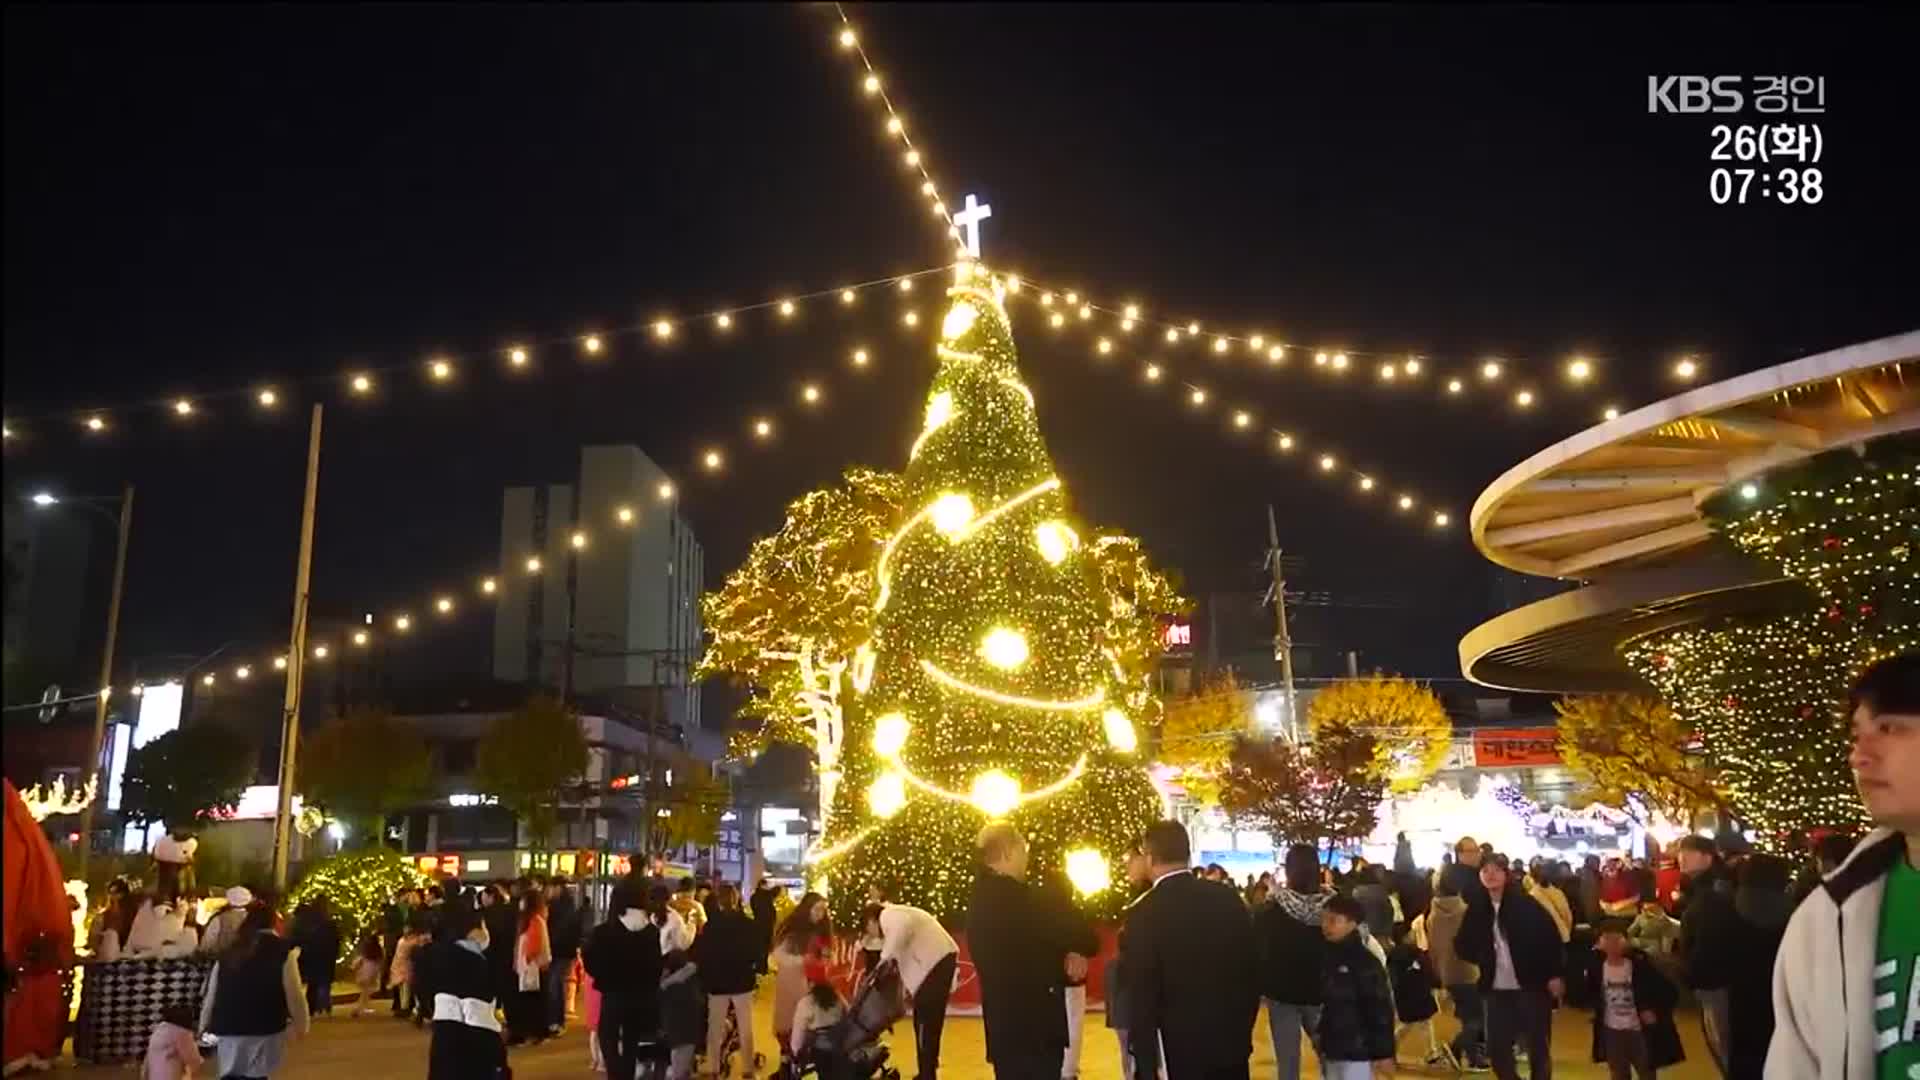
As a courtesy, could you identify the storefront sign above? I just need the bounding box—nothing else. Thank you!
[1472,727,1561,767]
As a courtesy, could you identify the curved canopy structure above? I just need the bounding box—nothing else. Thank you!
[1461,330,1919,692]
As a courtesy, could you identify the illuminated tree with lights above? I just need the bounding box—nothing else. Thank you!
[817,272,1173,921]
[1625,445,1916,838]
[1307,674,1454,793]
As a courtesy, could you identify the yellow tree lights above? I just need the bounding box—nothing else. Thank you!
[717,277,1179,921]
[1625,445,1917,838]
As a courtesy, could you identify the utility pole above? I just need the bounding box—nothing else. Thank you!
[76,484,133,878]
[272,404,323,890]
[1265,505,1299,743]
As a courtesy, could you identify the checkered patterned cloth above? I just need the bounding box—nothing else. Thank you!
[72,956,213,1063]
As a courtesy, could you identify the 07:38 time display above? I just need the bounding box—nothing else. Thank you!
[1710,167,1823,205]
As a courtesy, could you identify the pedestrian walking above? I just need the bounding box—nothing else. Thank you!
[426,905,510,1080]
[749,878,777,976]
[199,906,310,1079]
[349,933,384,1017]
[1674,835,1737,1075]
[967,823,1099,1080]
[1582,920,1682,1080]
[1426,873,1488,1070]
[771,892,832,1065]
[505,888,552,1044]
[1255,843,1331,1080]
[693,883,762,1078]
[1315,894,1396,1080]
[546,876,584,1035]
[288,898,340,1017]
[1457,853,1566,1080]
[1121,821,1261,1080]
[867,900,960,1080]
[583,880,665,1080]
[659,948,703,1080]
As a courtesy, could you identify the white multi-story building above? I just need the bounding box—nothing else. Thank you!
[492,445,704,732]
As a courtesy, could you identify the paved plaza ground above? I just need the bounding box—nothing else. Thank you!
[61,982,1721,1079]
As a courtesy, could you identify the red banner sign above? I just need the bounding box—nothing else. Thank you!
[1472,727,1561,767]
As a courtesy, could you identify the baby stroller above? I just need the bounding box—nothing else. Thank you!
[790,969,906,1080]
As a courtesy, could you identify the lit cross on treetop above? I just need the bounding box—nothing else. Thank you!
[954,193,993,258]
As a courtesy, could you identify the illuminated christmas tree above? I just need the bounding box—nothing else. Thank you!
[818,269,1163,920]
[1626,445,1917,838]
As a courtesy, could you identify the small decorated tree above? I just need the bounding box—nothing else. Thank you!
[288,849,427,966]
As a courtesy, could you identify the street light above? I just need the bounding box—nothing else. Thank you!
[29,487,136,880]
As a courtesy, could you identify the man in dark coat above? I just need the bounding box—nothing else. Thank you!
[1457,854,1566,1080]
[967,824,1100,1080]
[478,884,517,1009]
[544,876,584,1035]
[749,878,776,975]
[1674,834,1737,1075]
[1122,821,1260,1080]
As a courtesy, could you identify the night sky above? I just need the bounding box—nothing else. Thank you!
[5,5,1915,692]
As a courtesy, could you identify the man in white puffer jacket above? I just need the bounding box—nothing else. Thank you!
[1766,652,1919,1080]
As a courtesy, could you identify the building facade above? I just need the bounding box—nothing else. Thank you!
[492,445,705,730]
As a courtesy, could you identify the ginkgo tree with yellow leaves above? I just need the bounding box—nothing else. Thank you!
[1553,694,1733,827]
[1154,673,1256,807]
[1307,674,1454,793]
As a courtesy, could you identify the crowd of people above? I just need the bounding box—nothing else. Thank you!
[121,651,1914,1080]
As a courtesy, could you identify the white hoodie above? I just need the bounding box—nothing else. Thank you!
[1766,826,1908,1079]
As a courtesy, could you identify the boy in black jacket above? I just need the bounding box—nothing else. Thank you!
[1316,895,1395,1080]
[1585,920,1683,1079]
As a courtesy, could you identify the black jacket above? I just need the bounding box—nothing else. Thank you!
[1121,870,1260,1079]
[1316,935,1395,1063]
[1677,864,1738,990]
[548,891,584,961]
[207,933,295,1037]
[481,902,517,982]
[290,911,339,984]
[1351,883,1396,941]
[1253,890,1328,1005]
[1584,950,1683,1070]
[1387,943,1439,1023]
[1456,888,1564,993]
[427,940,508,1080]
[1441,861,1488,907]
[583,916,664,1034]
[750,887,776,943]
[692,909,762,995]
[1724,883,1790,1079]
[968,870,1099,1061]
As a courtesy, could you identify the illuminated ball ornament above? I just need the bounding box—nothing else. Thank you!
[1033,520,1080,565]
[1065,848,1112,896]
[969,770,1022,819]
[942,300,979,340]
[978,627,1030,670]
[871,712,911,759]
[868,772,907,819]
[1102,707,1138,754]
[929,492,976,537]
